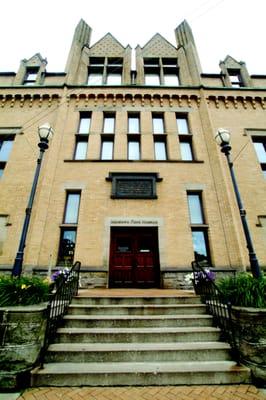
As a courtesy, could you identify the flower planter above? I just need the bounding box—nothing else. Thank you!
[0,303,48,389]
[231,306,266,386]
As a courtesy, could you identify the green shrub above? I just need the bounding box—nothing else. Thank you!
[0,275,50,306]
[216,272,266,308]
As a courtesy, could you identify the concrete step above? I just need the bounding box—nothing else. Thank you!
[31,361,250,386]
[55,326,221,344]
[72,295,201,306]
[67,303,207,316]
[45,341,232,363]
[62,314,213,328]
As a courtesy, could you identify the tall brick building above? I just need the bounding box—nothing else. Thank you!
[0,19,265,288]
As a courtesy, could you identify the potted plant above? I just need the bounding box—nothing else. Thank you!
[0,275,51,389]
[216,272,266,386]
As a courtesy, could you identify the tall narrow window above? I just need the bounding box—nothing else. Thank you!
[101,138,114,160]
[103,113,115,133]
[187,192,210,263]
[180,139,194,161]
[58,192,81,265]
[176,115,189,134]
[87,57,104,85]
[79,113,91,134]
[64,192,81,224]
[74,138,88,160]
[128,138,140,160]
[152,114,164,134]
[0,136,14,177]
[154,138,167,160]
[128,113,140,134]
[252,137,266,178]
[144,58,160,85]
[74,113,90,160]
[187,193,204,224]
[0,216,7,255]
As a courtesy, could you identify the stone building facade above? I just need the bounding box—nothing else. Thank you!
[0,19,265,288]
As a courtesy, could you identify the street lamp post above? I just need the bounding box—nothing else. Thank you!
[215,128,261,279]
[12,123,54,277]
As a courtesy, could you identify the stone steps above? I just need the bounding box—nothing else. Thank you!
[45,341,232,363]
[62,314,213,328]
[67,303,207,315]
[55,326,222,343]
[32,361,250,386]
[31,293,250,386]
[72,295,202,305]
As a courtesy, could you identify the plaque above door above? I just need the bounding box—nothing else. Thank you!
[106,172,162,199]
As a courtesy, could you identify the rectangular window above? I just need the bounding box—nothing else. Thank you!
[78,113,91,134]
[164,73,179,86]
[64,192,81,224]
[228,69,243,87]
[0,215,7,255]
[187,192,210,263]
[145,73,160,85]
[74,138,88,160]
[103,113,115,133]
[154,138,167,160]
[0,136,14,177]
[144,57,179,86]
[0,163,5,177]
[176,115,189,134]
[87,71,103,85]
[57,228,77,265]
[152,114,164,134]
[24,68,38,85]
[101,138,114,160]
[107,72,122,85]
[128,113,140,133]
[187,193,204,224]
[0,138,14,162]
[128,138,140,160]
[180,139,193,161]
[191,229,209,262]
[252,137,266,178]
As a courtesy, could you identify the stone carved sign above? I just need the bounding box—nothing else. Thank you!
[106,173,162,199]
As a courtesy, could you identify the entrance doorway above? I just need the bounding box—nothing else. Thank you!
[109,227,160,288]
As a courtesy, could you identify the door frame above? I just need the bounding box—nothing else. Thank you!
[109,226,160,288]
[104,217,164,288]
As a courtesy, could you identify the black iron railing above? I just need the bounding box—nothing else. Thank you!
[40,261,81,365]
[191,260,239,362]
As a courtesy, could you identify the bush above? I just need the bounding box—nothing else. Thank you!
[216,272,266,308]
[0,275,50,306]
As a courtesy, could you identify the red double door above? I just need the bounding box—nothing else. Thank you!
[109,227,160,288]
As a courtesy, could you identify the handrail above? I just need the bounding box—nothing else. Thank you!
[40,261,81,366]
[191,260,239,363]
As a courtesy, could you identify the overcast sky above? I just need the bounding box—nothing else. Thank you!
[1,0,265,74]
